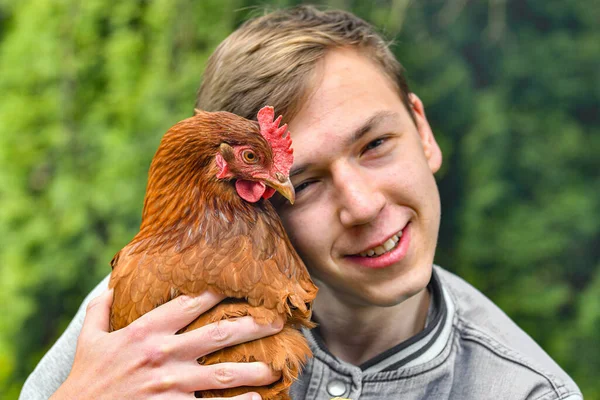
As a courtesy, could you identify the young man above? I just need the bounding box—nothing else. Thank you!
[21,6,581,400]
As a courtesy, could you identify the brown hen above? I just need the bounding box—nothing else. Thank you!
[108,106,317,399]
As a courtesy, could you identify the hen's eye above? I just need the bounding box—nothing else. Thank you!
[242,150,258,164]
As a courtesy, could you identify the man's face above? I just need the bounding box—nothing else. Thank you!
[275,48,442,308]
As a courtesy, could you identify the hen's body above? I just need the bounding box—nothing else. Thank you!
[109,109,317,399]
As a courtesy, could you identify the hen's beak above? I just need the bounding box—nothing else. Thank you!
[265,172,295,204]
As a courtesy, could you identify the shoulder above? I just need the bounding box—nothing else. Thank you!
[435,266,582,400]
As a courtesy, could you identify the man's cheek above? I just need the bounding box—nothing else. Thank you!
[285,217,315,251]
[277,212,304,247]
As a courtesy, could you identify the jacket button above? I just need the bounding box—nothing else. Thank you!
[326,379,348,397]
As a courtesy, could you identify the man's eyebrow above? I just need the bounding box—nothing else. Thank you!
[290,110,399,179]
[290,164,307,179]
[344,110,399,148]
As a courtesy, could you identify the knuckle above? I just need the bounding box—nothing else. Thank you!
[176,294,201,312]
[125,320,150,343]
[208,321,231,342]
[141,343,170,367]
[157,374,176,391]
[213,366,235,385]
[148,372,176,393]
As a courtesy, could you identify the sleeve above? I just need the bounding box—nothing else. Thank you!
[19,275,111,400]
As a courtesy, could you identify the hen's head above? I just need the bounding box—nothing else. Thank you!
[145,105,296,222]
[212,106,295,204]
[141,107,295,233]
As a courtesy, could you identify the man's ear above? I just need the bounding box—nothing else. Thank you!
[409,93,442,173]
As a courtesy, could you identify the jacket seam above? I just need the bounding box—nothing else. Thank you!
[533,389,583,400]
[456,316,566,397]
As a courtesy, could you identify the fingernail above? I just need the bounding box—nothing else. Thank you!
[251,394,262,400]
[271,318,284,331]
[102,288,114,300]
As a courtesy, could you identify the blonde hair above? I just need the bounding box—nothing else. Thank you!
[195,5,414,123]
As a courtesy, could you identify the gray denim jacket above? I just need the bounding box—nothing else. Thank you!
[20,266,582,400]
[290,267,582,400]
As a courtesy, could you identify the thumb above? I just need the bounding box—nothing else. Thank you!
[81,288,114,335]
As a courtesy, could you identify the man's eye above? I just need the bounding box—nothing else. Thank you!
[295,181,312,193]
[365,138,385,151]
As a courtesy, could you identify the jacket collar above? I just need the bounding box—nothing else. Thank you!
[302,266,455,374]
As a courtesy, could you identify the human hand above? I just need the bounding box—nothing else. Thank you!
[51,289,282,400]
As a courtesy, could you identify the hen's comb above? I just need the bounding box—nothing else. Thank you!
[257,106,293,175]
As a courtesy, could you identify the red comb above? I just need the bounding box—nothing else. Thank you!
[257,106,293,174]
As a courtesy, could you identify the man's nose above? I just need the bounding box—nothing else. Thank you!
[333,164,385,227]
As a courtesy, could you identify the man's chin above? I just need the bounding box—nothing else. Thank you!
[361,287,425,308]
[366,263,433,306]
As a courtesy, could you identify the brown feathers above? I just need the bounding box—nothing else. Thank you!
[109,109,317,399]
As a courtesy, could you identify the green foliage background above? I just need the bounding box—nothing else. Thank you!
[0,0,598,398]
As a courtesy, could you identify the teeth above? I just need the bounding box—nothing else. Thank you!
[374,246,386,255]
[357,230,404,258]
[383,238,395,251]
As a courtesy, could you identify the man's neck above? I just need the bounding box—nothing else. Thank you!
[312,285,431,366]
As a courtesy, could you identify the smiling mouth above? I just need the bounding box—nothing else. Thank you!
[357,229,404,258]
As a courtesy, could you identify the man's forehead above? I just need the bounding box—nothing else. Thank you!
[285,48,409,174]
[290,49,401,120]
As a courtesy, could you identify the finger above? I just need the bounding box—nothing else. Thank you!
[211,393,262,400]
[181,362,280,392]
[175,316,284,359]
[132,291,226,334]
[81,289,114,336]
